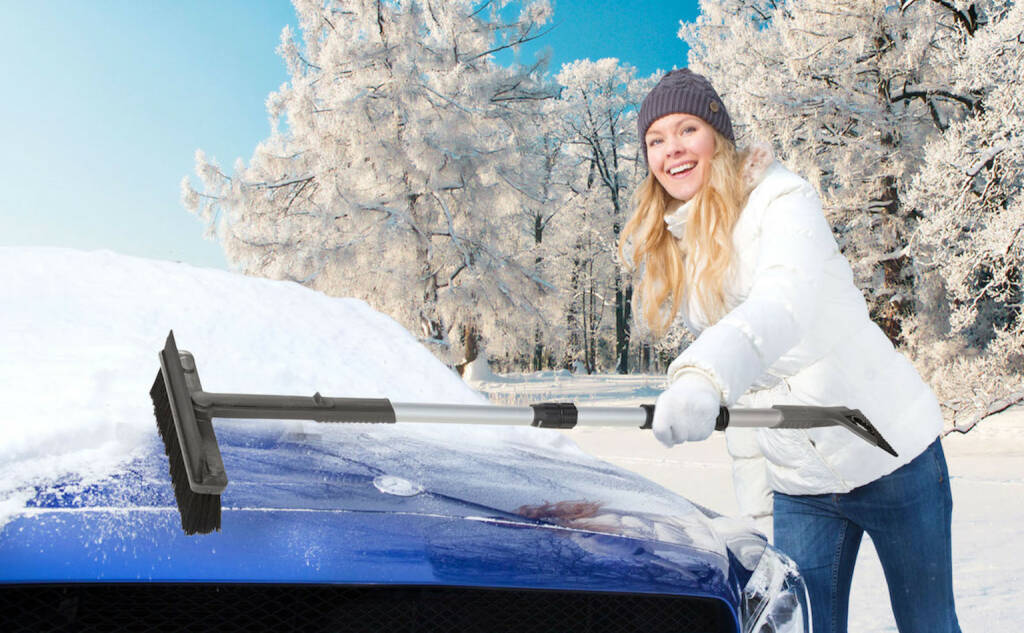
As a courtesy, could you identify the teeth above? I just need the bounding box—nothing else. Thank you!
[669,163,695,175]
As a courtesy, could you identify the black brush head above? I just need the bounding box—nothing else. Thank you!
[151,371,221,535]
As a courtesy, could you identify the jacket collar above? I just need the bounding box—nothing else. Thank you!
[664,198,692,239]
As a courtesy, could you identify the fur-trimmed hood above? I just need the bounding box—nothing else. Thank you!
[740,142,774,193]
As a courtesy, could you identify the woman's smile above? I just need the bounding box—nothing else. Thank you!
[667,162,697,176]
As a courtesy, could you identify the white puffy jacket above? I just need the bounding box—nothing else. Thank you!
[664,153,943,518]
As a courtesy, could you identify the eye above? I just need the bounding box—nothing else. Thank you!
[647,138,662,147]
[682,126,697,134]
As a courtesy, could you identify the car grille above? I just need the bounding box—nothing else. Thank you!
[1,583,734,632]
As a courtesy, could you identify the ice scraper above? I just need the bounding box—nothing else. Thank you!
[150,331,898,535]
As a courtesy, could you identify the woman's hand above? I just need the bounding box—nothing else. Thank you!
[652,372,722,447]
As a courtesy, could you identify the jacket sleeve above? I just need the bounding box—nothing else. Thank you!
[666,181,834,405]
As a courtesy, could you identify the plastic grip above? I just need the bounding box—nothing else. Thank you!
[639,405,730,431]
[530,402,578,429]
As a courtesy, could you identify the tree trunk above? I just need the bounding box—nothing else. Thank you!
[871,27,909,347]
[462,322,479,364]
[615,273,631,374]
[455,322,480,376]
[533,327,544,371]
[532,208,545,371]
[585,263,597,374]
[564,235,584,370]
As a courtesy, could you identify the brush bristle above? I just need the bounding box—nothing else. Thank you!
[150,371,221,535]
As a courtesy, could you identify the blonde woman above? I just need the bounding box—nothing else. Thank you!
[622,69,960,633]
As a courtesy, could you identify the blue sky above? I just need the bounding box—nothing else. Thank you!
[1,1,699,270]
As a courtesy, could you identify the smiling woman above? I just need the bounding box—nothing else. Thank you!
[619,68,961,633]
[624,70,747,334]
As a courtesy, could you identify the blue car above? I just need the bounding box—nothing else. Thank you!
[1,414,809,632]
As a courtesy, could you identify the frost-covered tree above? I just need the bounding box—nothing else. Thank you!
[681,0,972,344]
[903,0,1023,428]
[682,0,1022,427]
[550,59,652,373]
[183,0,556,364]
[496,126,572,370]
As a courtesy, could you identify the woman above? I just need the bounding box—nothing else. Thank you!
[621,69,961,633]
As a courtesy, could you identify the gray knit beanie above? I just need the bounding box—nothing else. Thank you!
[638,69,734,164]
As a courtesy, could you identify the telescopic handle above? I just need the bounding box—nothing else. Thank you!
[176,340,893,456]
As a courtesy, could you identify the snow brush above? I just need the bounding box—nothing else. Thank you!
[150,330,898,535]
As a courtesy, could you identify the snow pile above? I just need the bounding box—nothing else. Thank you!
[0,247,570,528]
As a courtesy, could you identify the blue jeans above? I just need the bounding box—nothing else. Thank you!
[773,439,961,633]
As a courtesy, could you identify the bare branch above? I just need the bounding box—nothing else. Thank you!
[462,23,556,63]
[926,0,981,36]
[944,390,1024,434]
[965,144,1009,178]
[891,85,983,111]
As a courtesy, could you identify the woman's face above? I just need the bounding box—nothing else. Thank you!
[644,113,717,202]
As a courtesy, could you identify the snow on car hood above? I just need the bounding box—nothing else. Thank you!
[0,246,563,529]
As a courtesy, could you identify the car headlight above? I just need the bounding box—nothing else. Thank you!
[740,544,811,633]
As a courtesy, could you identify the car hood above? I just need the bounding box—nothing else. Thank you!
[1,419,763,604]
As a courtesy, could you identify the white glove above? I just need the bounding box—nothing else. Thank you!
[652,371,722,447]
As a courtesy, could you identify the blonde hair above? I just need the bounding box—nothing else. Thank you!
[620,132,749,336]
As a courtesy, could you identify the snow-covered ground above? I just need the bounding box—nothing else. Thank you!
[472,372,1024,632]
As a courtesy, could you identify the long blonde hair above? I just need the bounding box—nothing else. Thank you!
[620,132,749,336]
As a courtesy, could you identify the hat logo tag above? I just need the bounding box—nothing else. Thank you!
[709,101,720,113]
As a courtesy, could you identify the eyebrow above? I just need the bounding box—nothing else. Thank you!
[652,115,697,134]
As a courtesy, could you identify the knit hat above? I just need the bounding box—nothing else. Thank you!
[637,69,734,164]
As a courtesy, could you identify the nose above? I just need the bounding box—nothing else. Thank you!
[662,135,684,157]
